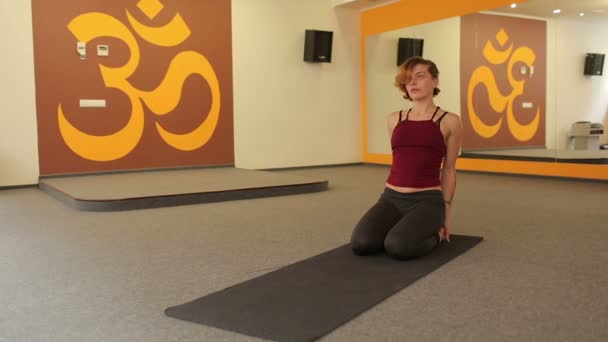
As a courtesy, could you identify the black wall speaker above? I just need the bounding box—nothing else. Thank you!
[397,38,424,66]
[304,30,333,63]
[584,53,605,76]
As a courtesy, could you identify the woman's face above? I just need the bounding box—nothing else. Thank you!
[405,64,438,100]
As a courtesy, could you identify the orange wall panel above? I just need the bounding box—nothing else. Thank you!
[33,0,234,175]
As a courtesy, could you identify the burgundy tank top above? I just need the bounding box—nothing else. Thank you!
[387,107,448,188]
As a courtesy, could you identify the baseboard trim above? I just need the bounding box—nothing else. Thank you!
[0,184,38,191]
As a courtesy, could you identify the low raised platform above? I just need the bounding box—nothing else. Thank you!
[39,168,328,212]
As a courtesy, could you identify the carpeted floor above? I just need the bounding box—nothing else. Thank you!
[1,165,607,342]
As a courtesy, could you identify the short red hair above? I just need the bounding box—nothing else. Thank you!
[394,56,440,100]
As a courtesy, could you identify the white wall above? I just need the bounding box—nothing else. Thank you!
[553,17,608,147]
[0,1,39,187]
[232,0,361,169]
[545,18,557,149]
[365,17,460,154]
[0,0,361,187]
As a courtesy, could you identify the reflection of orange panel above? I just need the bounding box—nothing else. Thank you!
[361,0,523,36]
[456,159,608,181]
[364,153,392,165]
[363,156,608,181]
[460,14,546,149]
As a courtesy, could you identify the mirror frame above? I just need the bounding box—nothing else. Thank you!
[360,0,608,181]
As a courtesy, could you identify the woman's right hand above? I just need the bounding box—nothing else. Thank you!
[439,226,450,242]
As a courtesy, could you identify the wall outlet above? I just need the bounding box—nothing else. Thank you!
[97,45,109,57]
[79,99,106,108]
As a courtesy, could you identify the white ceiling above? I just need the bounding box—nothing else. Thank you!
[489,0,608,20]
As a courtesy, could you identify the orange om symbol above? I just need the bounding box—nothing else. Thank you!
[467,28,540,142]
[58,0,220,161]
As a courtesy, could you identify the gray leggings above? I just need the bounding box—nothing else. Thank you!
[350,188,446,260]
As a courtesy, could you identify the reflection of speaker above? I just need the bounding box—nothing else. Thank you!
[304,30,333,63]
[584,53,604,76]
[397,38,424,66]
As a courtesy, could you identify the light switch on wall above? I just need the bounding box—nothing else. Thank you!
[97,45,109,57]
[77,42,86,60]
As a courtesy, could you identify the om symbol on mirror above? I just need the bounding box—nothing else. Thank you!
[467,28,540,142]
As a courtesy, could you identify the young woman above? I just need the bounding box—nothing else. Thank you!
[351,56,463,260]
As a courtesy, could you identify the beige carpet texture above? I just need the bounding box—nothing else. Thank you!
[1,165,607,342]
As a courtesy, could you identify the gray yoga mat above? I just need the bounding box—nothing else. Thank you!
[165,235,483,342]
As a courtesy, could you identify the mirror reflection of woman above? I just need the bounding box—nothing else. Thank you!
[351,56,463,260]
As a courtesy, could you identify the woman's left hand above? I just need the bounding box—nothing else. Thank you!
[440,207,451,242]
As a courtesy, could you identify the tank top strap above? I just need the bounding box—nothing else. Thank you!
[435,111,449,125]
[404,108,412,121]
[430,106,441,121]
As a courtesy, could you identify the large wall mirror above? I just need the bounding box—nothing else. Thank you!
[363,0,608,180]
